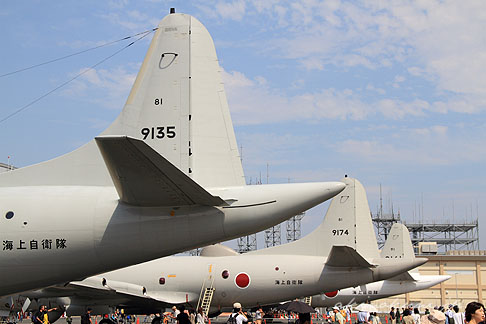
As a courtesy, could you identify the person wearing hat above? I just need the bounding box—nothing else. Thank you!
[333,307,345,324]
[446,305,455,324]
[420,310,446,324]
[229,302,248,324]
[171,306,181,324]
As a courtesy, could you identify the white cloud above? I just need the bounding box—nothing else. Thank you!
[366,83,386,95]
[410,125,447,137]
[98,11,159,31]
[377,98,427,119]
[108,0,130,10]
[334,125,486,166]
[224,67,375,124]
[215,0,247,21]
[198,1,486,101]
[62,65,137,110]
[223,69,434,124]
[394,75,405,83]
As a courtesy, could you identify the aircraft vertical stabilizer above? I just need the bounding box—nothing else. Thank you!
[380,223,415,260]
[249,177,380,258]
[104,13,245,187]
[380,223,424,280]
[0,12,244,188]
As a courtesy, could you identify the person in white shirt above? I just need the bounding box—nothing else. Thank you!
[412,308,421,324]
[171,306,181,324]
[196,307,207,324]
[255,307,264,324]
[358,311,369,324]
[446,306,454,320]
[333,307,345,324]
[452,306,465,324]
[230,302,248,324]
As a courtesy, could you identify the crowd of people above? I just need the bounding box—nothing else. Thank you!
[218,301,484,324]
[16,300,485,324]
[387,302,484,324]
[151,305,209,324]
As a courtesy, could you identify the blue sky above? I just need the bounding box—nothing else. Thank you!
[1,1,485,249]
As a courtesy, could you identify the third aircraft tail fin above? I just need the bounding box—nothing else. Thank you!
[380,223,419,278]
[380,223,415,260]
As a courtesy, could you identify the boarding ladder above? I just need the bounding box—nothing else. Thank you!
[197,267,215,317]
[303,296,312,306]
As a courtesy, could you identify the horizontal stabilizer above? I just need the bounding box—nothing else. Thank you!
[326,245,375,268]
[387,271,416,282]
[95,136,226,207]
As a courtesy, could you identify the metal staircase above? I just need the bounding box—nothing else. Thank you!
[199,286,215,316]
[303,296,312,306]
[197,268,215,316]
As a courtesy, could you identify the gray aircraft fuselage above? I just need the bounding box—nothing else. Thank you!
[0,182,343,297]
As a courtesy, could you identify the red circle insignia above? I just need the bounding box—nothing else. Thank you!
[234,272,250,289]
[324,290,338,298]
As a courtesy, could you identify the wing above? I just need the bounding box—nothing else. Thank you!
[26,276,189,311]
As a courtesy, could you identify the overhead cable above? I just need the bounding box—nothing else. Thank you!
[0,28,158,78]
[0,28,156,124]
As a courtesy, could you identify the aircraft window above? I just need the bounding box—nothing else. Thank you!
[159,277,165,285]
[222,270,229,279]
[5,211,14,219]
